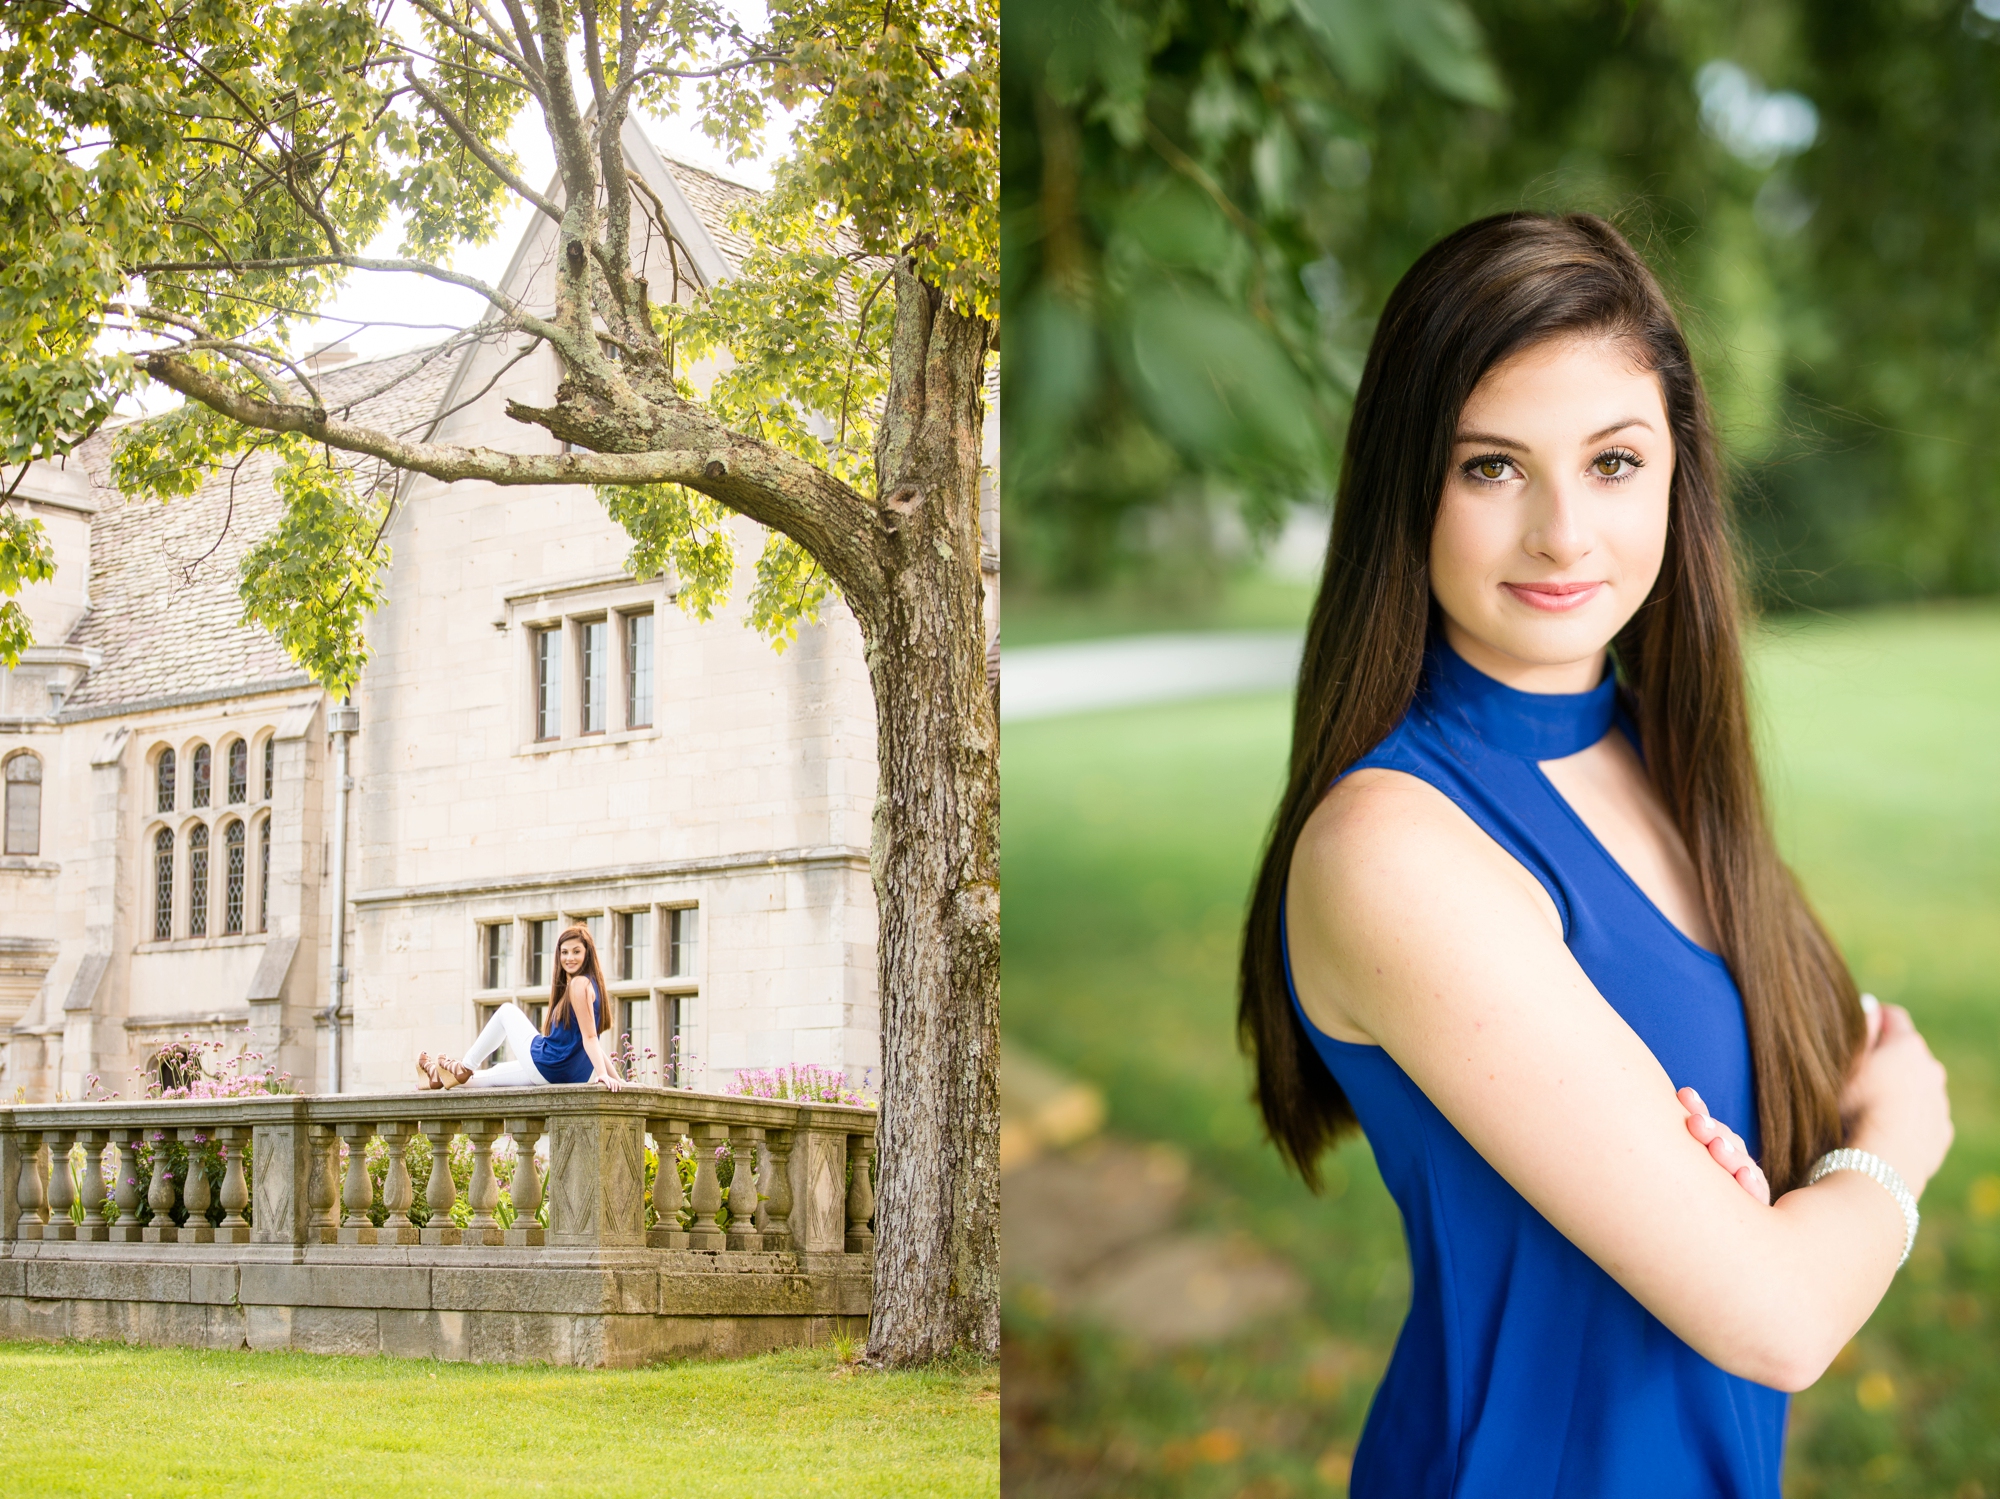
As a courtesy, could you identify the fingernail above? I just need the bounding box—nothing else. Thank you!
[1861,993,1879,1015]
[1702,1116,1719,1132]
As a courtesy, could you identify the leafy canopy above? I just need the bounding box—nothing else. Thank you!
[0,0,996,682]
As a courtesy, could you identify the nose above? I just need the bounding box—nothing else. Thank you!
[1522,472,1592,570]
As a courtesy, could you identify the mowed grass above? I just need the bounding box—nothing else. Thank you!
[0,1341,999,1498]
[1001,603,2000,1499]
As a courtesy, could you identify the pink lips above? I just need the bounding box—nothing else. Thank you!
[1502,580,1603,613]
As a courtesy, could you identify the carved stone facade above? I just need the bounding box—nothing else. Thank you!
[0,126,990,1102]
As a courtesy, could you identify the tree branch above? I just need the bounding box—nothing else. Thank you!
[138,352,885,598]
[128,255,563,344]
[403,65,563,225]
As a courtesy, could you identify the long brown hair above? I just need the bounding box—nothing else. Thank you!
[546,924,612,1037]
[1239,212,1862,1196]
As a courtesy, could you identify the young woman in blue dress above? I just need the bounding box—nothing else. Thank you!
[419,923,624,1090]
[1239,213,1952,1497]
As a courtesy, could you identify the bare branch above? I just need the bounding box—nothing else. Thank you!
[403,65,564,225]
[402,0,539,89]
[128,255,563,344]
[138,351,884,598]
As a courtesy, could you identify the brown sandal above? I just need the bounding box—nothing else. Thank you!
[436,1056,472,1090]
[415,1053,441,1091]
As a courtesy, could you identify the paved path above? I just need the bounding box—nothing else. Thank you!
[1000,630,1304,723]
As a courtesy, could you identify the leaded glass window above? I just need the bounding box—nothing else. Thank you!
[156,749,176,813]
[618,909,650,981]
[262,737,273,800]
[581,619,606,733]
[224,822,246,934]
[191,744,211,808]
[483,923,511,989]
[258,818,270,933]
[153,828,174,940]
[226,739,247,803]
[534,628,561,739]
[668,907,699,977]
[188,823,210,938]
[526,918,553,986]
[626,612,654,728]
[3,752,40,857]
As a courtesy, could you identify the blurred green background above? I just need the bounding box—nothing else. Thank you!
[1002,0,2000,1492]
[1002,606,2000,1496]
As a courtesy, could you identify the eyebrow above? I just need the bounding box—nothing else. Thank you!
[1455,417,1656,448]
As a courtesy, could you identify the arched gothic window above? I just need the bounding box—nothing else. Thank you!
[188,823,210,938]
[262,737,274,800]
[191,744,212,808]
[3,753,40,857]
[258,817,271,933]
[224,821,246,935]
[153,827,174,940]
[156,748,176,813]
[226,739,248,803]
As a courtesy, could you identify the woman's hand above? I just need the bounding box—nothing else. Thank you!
[1842,995,1952,1198]
[1678,1088,1770,1205]
[593,1069,623,1091]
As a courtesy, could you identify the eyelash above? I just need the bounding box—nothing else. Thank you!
[1458,448,1645,485]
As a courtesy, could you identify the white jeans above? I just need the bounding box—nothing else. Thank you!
[461,1002,547,1087]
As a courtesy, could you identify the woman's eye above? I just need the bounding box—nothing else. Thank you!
[1471,458,1510,482]
[1592,451,1640,479]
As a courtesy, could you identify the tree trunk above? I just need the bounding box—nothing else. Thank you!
[853,261,1000,1365]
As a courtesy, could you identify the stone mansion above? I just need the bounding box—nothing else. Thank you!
[0,124,997,1103]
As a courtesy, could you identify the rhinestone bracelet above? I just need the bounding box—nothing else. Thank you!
[1807,1147,1919,1269]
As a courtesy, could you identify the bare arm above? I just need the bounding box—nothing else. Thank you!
[569,978,623,1091]
[1287,769,1951,1392]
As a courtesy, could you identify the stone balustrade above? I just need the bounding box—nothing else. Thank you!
[0,1086,877,1366]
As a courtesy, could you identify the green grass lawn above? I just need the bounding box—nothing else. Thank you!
[1001,602,2000,1499]
[0,1341,999,1498]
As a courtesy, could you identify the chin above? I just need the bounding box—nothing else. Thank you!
[1479,614,1621,670]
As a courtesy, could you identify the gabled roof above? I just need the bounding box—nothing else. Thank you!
[61,346,465,716]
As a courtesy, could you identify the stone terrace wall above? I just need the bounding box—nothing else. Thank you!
[0,1087,877,1367]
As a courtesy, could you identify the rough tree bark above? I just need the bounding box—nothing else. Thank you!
[854,262,1000,1363]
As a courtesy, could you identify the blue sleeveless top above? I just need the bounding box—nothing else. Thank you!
[1286,639,1787,1498]
[530,978,602,1085]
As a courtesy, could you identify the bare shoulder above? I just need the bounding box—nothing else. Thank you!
[1287,767,1561,1041]
[1292,767,1524,917]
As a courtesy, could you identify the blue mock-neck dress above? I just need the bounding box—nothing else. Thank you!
[1285,637,1787,1498]
[531,977,601,1085]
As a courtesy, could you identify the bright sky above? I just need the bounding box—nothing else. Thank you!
[107,1,797,413]
[294,100,791,366]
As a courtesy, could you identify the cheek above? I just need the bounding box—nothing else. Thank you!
[1429,489,1512,602]
[1605,478,1672,587]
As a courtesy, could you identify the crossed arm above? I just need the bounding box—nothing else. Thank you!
[1286,769,1950,1392]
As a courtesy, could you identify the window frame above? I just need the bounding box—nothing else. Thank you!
[531,626,562,742]
[3,750,42,858]
[623,609,655,730]
[577,615,609,735]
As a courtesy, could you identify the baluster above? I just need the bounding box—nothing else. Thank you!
[502,1117,544,1248]
[215,1126,251,1243]
[108,1130,143,1242]
[336,1124,378,1245]
[726,1124,763,1251]
[845,1132,876,1253]
[308,1127,340,1243]
[16,1137,47,1236]
[687,1123,726,1251]
[73,1130,109,1242]
[460,1120,503,1247]
[419,1121,460,1246]
[648,1120,689,1250]
[142,1130,178,1244]
[177,1129,215,1244]
[761,1128,794,1253]
[41,1130,76,1242]
[376,1123,418,1244]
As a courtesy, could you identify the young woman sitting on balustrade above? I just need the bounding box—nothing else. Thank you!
[417,923,624,1090]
